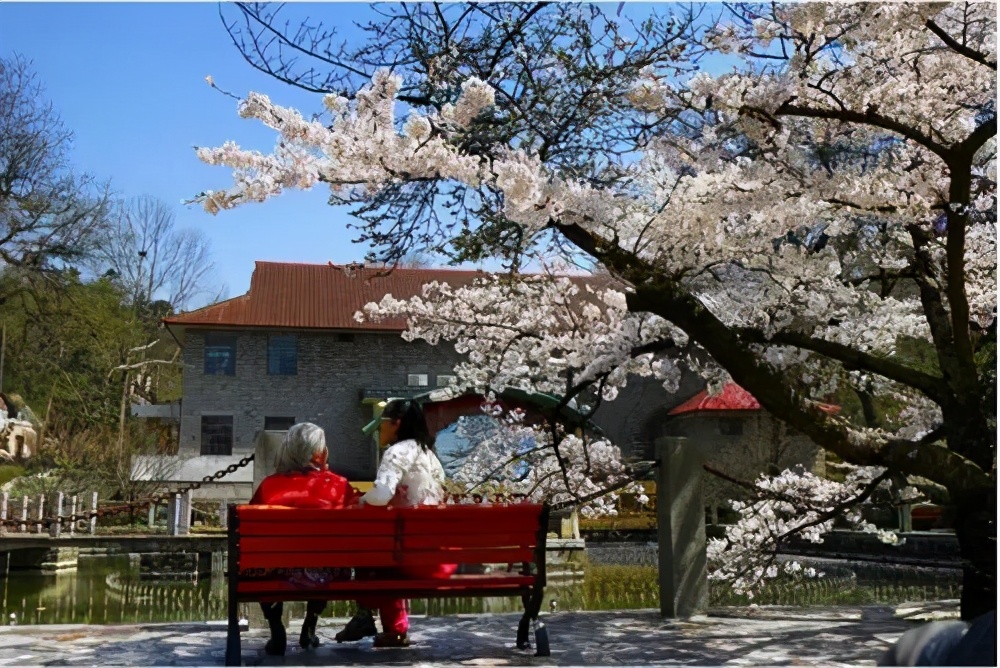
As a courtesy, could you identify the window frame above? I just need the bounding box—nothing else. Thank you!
[203,333,237,376]
[200,415,234,455]
[267,334,298,376]
[407,373,429,387]
[264,416,296,431]
[719,418,745,436]
[436,374,458,388]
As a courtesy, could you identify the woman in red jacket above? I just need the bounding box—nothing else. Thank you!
[250,422,360,655]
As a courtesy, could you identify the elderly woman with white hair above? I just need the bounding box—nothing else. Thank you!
[249,422,360,656]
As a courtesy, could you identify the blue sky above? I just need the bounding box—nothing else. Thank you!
[0,2,724,304]
[0,2,382,301]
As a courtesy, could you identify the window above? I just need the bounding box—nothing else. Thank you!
[719,418,744,436]
[204,333,237,375]
[268,335,298,375]
[200,416,233,455]
[264,416,295,431]
[407,373,429,387]
[436,374,458,388]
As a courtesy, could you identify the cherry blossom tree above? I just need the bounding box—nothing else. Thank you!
[197,3,995,618]
[442,396,646,518]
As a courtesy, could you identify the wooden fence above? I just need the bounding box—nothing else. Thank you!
[0,491,233,536]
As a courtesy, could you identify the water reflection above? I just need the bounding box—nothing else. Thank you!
[0,555,961,626]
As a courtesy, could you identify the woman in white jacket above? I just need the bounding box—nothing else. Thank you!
[335,399,455,648]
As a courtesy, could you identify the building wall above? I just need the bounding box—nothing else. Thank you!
[178,329,462,479]
[589,369,707,461]
[665,411,824,522]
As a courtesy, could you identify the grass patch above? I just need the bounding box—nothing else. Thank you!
[0,464,26,487]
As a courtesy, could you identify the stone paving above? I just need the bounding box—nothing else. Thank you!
[0,602,957,667]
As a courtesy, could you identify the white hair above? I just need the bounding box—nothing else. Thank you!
[275,422,326,472]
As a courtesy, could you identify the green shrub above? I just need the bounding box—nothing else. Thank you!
[0,463,27,488]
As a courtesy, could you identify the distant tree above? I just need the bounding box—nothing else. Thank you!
[90,195,220,314]
[0,54,111,281]
[0,269,143,433]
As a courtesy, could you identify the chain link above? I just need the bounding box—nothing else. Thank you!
[0,453,256,531]
[0,455,532,531]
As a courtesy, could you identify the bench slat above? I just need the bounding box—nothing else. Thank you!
[240,546,536,570]
[239,551,399,569]
[398,504,544,519]
[238,519,397,537]
[398,547,535,566]
[240,536,396,553]
[403,533,536,550]
[401,518,540,536]
[237,506,396,521]
[235,574,536,598]
[237,504,544,522]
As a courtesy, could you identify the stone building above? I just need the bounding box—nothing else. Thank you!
[152,261,820,505]
[663,382,834,525]
[157,261,483,497]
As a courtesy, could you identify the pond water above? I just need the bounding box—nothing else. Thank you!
[0,553,962,626]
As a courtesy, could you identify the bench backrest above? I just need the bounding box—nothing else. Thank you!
[231,503,549,574]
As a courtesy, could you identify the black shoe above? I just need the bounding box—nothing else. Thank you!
[262,604,287,656]
[264,626,287,656]
[335,612,377,643]
[300,614,321,649]
[373,631,410,648]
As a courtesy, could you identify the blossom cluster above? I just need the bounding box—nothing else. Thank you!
[444,395,643,517]
[707,465,901,596]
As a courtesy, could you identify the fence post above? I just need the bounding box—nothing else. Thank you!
[35,494,44,534]
[70,495,78,537]
[1,492,7,533]
[20,495,28,533]
[219,500,227,529]
[182,489,193,535]
[90,492,98,535]
[53,492,64,538]
[167,493,181,536]
[148,501,156,530]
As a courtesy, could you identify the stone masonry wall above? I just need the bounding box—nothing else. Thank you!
[178,330,462,480]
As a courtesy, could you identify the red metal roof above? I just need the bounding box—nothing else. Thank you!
[163,262,484,331]
[668,383,840,416]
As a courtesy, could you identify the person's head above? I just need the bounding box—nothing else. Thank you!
[275,422,328,473]
[379,399,434,451]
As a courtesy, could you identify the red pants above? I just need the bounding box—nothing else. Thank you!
[357,564,457,634]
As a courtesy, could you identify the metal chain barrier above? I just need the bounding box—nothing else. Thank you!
[1,455,537,532]
[0,453,255,531]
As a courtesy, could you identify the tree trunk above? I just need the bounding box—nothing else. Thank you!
[954,489,996,621]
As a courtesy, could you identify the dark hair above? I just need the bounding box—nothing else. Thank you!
[382,399,434,451]
[0,393,16,419]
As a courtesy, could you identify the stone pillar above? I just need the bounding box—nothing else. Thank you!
[90,492,98,535]
[898,504,913,533]
[655,436,708,618]
[181,489,193,534]
[167,493,182,536]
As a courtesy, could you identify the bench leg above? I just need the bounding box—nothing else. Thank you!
[517,586,547,652]
[225,614,241,667]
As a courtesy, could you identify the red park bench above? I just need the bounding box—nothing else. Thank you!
[225,502,550,666]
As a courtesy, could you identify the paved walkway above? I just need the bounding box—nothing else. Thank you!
[0,602,958,666]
